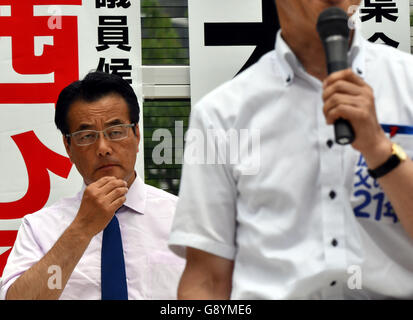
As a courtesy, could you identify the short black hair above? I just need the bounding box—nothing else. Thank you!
[55,71,140,136]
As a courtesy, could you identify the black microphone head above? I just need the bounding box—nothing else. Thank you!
[316,7,350,41]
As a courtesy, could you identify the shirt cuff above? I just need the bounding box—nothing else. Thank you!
[168,231,236,261]
[0,274,20,300]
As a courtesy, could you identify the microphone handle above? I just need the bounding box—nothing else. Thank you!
[334,118,355,145]
[327,61,348,74]
[326,46,355,145]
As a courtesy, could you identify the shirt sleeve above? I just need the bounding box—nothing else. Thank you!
[168,102,238,261]
[0,215,44,300]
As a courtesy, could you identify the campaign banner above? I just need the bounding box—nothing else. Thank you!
[188,0,411,104]
[355,0,411,53]
[0,0,143,277]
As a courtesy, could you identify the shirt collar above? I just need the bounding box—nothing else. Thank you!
[77,172,146,215]
[348,27,366,79]
[274,27,366,86]
[274,29,299,86]
[123,173,146,215]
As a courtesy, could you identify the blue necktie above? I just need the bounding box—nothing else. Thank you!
[101,214,128,300]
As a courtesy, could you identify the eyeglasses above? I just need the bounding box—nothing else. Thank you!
[66,123,135,146]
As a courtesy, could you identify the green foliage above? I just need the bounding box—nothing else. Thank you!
[141,1,190,194]
[141,0,189,65]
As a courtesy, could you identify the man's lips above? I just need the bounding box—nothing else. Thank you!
[322,0,347,4]
[97,164,120,170]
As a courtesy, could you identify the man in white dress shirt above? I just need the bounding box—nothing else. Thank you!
[0,71,184,299]
[168,0,413,299]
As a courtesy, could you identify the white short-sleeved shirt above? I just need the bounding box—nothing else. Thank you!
[0,175,185,300]
[169,29,413,299]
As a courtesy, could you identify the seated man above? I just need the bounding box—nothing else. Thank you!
[0,71,184,300]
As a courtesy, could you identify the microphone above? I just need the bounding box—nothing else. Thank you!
[317,7,355,145]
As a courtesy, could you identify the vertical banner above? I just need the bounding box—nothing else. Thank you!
[0,0,142,277]
[357,0,411,53]
[188,0,411,105]
[188,0,279,105]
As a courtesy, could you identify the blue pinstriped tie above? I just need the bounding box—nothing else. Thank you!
[101,214,128,300]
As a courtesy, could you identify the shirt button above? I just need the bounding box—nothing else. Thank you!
[329,190,336,199]
[330,281,337,287]
[326,139,334,148]
[331,238,338,247]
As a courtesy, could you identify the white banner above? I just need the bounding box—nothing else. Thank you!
[357,0,411,53]
[189,0,411,104]
[188,0,263,105]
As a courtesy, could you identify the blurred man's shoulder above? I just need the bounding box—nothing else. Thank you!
[193,50,277,118]
[367,40,413,65]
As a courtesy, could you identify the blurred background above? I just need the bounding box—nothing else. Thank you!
[141,0,413,196]
[141,0,189,195]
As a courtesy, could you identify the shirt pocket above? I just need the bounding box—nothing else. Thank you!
[349,125,413,226]
[144,250,185,300]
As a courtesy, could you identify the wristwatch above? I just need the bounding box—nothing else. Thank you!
[368,143,407,179]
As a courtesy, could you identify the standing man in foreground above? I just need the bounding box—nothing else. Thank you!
[169,0,413,299]
[0,71,184,299]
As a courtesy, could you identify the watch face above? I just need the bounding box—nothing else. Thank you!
[393,143,408,161]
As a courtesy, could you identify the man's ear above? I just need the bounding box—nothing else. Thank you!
[134,124,140,153]
[63,136,73,163]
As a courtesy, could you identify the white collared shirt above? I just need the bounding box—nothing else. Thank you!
[0,175,185,300]
[169,29,413,299]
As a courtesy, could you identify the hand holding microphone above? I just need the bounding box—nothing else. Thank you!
[317,7,389,161]
[317,7,355,145]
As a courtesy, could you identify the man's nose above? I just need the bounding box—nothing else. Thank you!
[95,132,112,156]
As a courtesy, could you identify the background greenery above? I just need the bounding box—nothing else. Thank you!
[142,2,413,195]
[141,0,190,195]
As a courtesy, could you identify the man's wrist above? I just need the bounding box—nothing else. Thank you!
[361,137,393,170]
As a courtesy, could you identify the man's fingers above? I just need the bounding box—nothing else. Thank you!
[322,79,362,102]
[323,93,359,116]
[93,176,117,188]
[324,104,366,125]
[99,178,127,195]
[106,186,129,205]
[109,195,127,213]
[323,68,365,88]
